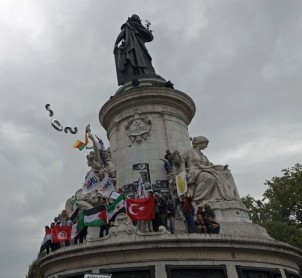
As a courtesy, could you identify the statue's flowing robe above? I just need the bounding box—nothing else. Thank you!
[115,20,156,85]
[184,149,241,202]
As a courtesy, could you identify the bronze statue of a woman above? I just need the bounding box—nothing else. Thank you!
[114,14,157,85]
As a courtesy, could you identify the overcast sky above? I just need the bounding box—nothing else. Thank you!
[1,1,302,277]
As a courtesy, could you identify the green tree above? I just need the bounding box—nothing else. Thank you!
[241,194,265,223]
[242,163,302,250]
[26,252,45,278]
[263,163,302,228]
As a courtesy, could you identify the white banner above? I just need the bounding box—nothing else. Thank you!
[98,174,114,197]
[82,171,102,195]
[176,171,188,196]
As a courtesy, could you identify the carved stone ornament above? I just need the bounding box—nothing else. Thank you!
[125,112,151,143]
[110,213,136,239]
[110,213,171,241]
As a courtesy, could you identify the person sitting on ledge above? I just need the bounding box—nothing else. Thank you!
[194,214,207,234]
[205,216,220,234]
[200,204,216,221]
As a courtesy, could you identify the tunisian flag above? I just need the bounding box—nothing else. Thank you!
[51,226,72,243]
[126,196,154,221]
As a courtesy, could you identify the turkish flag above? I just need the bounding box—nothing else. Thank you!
[51,226,72,243]
[126,196,155,221]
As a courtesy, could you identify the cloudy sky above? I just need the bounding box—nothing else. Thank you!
[0,0,301,276]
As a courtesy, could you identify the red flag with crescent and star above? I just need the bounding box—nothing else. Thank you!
[126,196,155,221]
[51,226,72,243]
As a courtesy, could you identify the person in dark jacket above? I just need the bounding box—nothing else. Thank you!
[166,198,176,234]
[205,216,220,234]
[181,196,196,233]
[195,214,207,234]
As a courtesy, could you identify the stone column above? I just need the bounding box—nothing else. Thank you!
[99,83,195,190]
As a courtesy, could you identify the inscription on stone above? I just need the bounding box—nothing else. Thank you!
[234,210,249,219]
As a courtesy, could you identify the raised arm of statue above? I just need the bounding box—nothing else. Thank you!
[85,124,101,165]
[85,125,104,181]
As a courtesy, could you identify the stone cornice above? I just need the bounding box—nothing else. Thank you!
[39,233,302,274]
[99,87,196,131]
[39,214,302,275]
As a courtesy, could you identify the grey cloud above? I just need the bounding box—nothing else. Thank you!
[0,1,301,277]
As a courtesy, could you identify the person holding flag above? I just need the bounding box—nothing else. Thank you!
[40,226,52,254]
[126,192,154,232]
[136,178,149,232]
[99,197,110,237]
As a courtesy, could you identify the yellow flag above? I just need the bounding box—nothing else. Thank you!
[176,171,187,196]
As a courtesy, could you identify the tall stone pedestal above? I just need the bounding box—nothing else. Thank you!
[99,80,195,189]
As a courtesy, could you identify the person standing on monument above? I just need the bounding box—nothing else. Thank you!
[113,14,156,85]
[163,150,173,174]
[165,197,176,234]
[181,195,196,233]
[60,210,71,247]
[99,197,109,237]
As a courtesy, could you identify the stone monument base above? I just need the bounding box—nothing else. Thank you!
[39,214,302,278]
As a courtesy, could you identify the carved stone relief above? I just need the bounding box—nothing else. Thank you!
[125,112,151,144]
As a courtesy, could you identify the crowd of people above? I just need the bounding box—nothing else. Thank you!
[180,196,220,234]
[40,210,75,254]
[40,194,119,254]
[40,190,220,255]
[144,193,220,235]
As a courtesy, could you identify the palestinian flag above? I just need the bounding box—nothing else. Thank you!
[107,194,126,223]
[73,134,89,151]
[78,205,107,232]
[70,208,79,222]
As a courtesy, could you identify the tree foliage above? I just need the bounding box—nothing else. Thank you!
[26,252,45,278]
[242,163,302,249]
[263,163,302,228]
